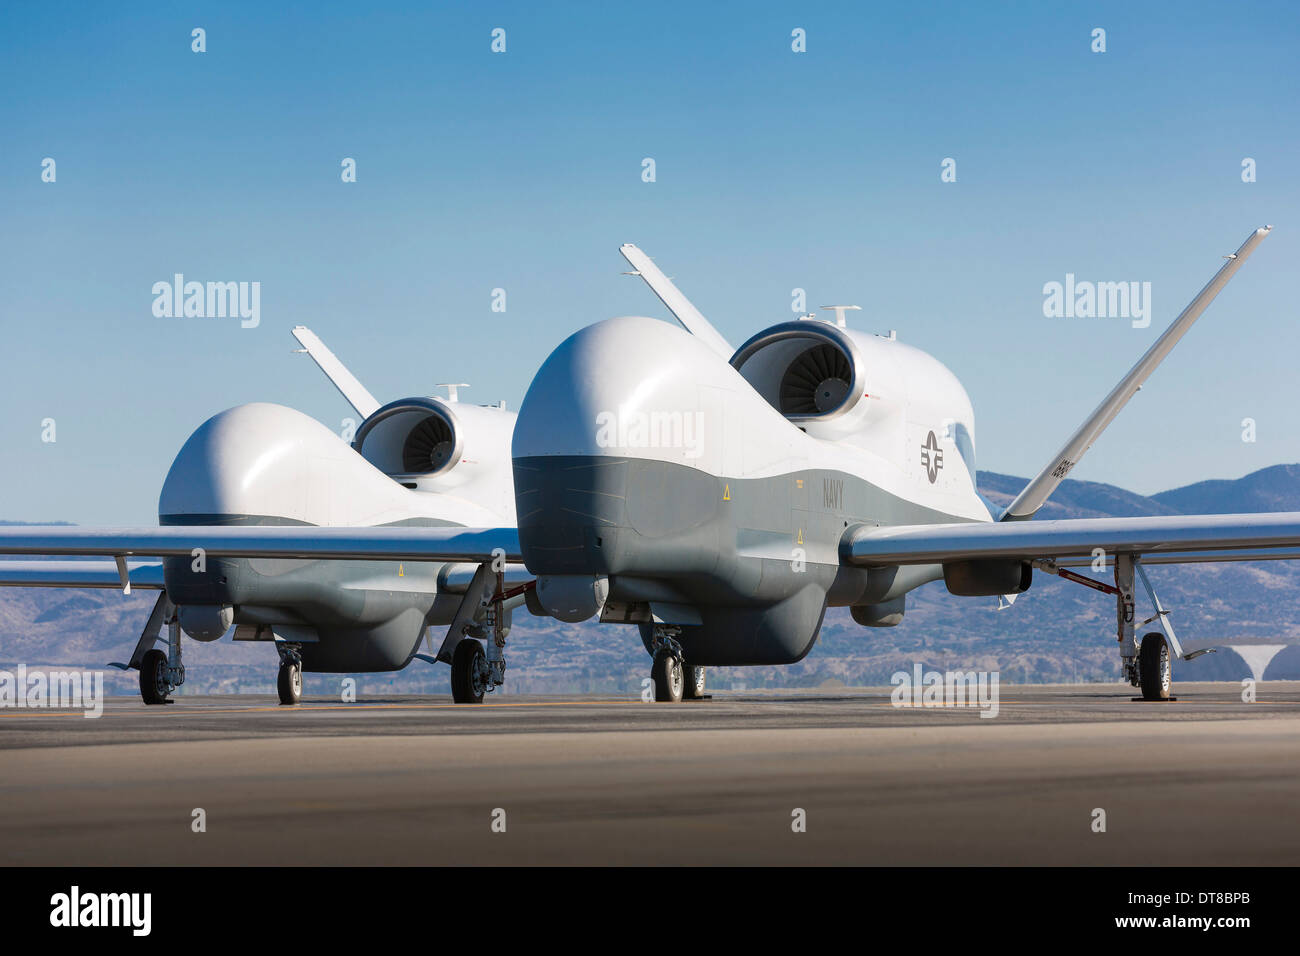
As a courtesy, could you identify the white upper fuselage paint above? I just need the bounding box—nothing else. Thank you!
[160,402,516,528]
[513,316,991,523]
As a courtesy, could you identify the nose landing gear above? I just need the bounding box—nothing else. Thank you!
[652,648,684,702]
[275,642,303,706]
[682,664,707,700]
[649,625,692,703]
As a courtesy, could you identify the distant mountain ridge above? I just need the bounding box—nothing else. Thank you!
[977,472,1180,520]
[977,463,1300,520]
[1152,464,1300,515]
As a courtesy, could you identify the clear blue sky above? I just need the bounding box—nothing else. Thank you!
[2,1,1297,523]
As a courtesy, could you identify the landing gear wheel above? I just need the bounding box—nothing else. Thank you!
[139,648,170,705]
[451,639,487,704]
[1138,632,1171,701]
[682,665,706,700]
[652,651,684,703]
[277,659,303,706]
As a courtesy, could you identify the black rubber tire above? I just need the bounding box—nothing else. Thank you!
[139,648,170,705]
[451,639,487,704]
[682,665,706,700]
[277,660,302,706]
[1138,632,1171,701]
[652,651,684,703]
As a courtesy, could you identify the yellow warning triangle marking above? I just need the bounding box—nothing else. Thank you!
[723,484,731,501]
[398,564,405,577]
[797,529,803,545]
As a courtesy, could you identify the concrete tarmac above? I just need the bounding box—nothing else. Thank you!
[2,682,1298,865]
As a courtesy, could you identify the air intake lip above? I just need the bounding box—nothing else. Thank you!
[353,396,464,478]
[730,321,864,423]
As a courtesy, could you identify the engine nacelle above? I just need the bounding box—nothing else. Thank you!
[352,396,516,514]
[354,397,462,479]
[730,319,978,487]
[731,321,875,437]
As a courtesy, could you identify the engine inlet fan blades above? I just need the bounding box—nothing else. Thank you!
[779,344,852,415]
[401,415,455,473]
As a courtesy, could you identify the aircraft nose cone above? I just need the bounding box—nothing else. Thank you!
[512,315,719,463]
[158,402,355,523]
[511,316,732,575]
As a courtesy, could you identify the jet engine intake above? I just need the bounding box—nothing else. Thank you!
[354,398,462,477]
[731,322,864,424]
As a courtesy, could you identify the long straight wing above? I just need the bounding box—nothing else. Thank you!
[1003,226,1272,521]
[844,512,1300,566]
[0,526,521,564]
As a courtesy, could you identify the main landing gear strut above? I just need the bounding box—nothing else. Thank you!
[1034,552,1213,701]
[436,563,523,703]
[139,608,185,705]
[109,590,182,705]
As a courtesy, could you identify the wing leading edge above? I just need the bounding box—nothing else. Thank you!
[843,512,1300,567]
[0,526,522,564]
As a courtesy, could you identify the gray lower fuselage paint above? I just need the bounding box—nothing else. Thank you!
[159,513,462,672]
[514,455,976,666]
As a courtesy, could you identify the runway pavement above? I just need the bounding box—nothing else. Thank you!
[2,682,1299,865]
